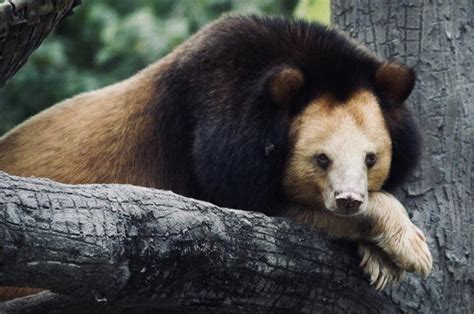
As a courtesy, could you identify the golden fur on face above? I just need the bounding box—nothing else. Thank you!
[283,90,392,212]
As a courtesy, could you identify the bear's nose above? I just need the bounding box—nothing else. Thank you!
[334,191,363,215]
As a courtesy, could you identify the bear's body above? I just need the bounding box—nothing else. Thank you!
[0,16,431,295]
[0,16,418,212]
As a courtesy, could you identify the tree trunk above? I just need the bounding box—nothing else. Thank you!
[332,0,472,312]
[0,172,396,313]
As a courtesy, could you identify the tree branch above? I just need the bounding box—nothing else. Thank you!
[0,291,77,313]
[0,172,397,312]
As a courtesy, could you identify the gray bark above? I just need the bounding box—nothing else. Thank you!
[332,0,473,312]
[0,172,394,313]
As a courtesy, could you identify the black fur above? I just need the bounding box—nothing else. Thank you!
[151,15,421,213]
[380,104,421,191]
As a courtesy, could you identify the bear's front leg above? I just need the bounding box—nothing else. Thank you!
[366,192,432,278]
[287,191,432,287]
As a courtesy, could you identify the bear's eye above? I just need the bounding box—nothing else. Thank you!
[365,152,377,168]
[315,153,331,170]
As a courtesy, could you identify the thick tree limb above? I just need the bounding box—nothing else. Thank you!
[0,172,396,312]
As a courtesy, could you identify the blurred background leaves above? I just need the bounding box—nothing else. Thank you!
[0,0,330,135]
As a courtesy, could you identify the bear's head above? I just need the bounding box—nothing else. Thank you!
[270,63,417,216]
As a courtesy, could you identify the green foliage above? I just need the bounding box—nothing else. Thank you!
[0,0,329,135]
[294,0,330,25]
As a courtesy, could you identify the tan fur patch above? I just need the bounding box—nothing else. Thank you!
[283,90,392,208]
[0,61,172,187]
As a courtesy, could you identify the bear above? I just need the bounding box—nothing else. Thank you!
[0,15,431,298]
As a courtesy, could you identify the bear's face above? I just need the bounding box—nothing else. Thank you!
[283,90,392,216]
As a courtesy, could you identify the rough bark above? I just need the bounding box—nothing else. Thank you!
[1,172,396,313]
[332,0,473,312]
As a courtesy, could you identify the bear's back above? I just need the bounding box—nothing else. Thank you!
[0,64,163,187]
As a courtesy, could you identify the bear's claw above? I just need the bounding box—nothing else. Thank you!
[358,242,405,290]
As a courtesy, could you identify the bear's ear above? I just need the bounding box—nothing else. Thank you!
[375,62,416,103]
[267,66,304,106]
